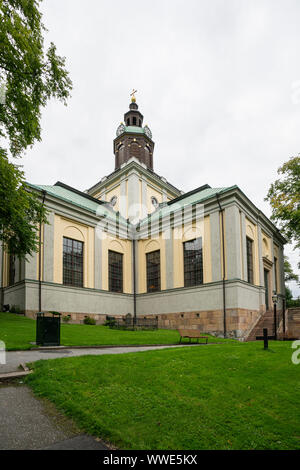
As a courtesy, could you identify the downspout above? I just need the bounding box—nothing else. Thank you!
[216,193,227,338]
[132,238,137,326]
[0,241,4,311]
[38,190,46,312]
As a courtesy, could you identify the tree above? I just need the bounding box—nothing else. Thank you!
[0,149,47,258]
[0,0,72,256]
[266,156,300,260]
[284,255,299,283]
[0,0,72,158]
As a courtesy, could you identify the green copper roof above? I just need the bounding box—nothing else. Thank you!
[139,186,236,227]
[124,126,145,134]
[27,183,128,224]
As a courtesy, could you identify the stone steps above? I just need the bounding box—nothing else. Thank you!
[246,311,276,341]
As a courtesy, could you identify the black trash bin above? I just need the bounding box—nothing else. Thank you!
[36,312,61,346]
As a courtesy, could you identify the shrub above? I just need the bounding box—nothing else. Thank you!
[62,315,71,323]
[83,316,96,325]
[10,305,21,314]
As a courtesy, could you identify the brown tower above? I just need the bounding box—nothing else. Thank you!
[113,94,154,170]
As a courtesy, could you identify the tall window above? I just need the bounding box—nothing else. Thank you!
[274,257,278,292]
[183,238,203,287]
[109,250,123,293]
[146,250,160,292]
[63,237,84,287]
[246,237,254,284]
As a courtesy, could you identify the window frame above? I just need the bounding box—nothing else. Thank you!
[63,236,84,288]
[146,250,161,293]
[183,237,203,288]
[108,249,123,293]
[246,236,254,284]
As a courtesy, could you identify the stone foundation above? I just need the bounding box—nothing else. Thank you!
[24,308,259,338]
[287,308,300,338]
[141,308,260,338]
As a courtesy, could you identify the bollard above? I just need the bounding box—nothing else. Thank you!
[263,328,268,350]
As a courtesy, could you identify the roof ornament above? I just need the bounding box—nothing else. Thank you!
[130,89,137,103]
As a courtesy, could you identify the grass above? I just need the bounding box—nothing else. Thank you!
[25,341,300,450]
[0,312,226,350]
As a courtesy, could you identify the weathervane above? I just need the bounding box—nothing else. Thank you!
[130,89,137,102]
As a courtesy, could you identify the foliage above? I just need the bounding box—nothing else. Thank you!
[0,149,48,257]
[266,156,300,258]
[62,315,71,323]
[9,304,21,314]
[285,285,293,302]
[26,342,300,450]
[0,0,72,157]
[287,298,300,308]
[83,316,96,326]
[0,0,72,257]
[284,255,299,282]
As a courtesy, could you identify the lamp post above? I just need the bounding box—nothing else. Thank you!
[272,291,278,340]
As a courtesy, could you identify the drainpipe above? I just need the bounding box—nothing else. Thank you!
[216,193,227,338]
[0,241,4,312]
[132,238,137,326]
[38,190,46,312]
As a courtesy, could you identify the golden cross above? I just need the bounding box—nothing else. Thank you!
[130,89,137,101]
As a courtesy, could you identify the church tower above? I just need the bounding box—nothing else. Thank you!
[113,91,155,170]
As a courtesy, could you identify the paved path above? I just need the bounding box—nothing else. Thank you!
[1,344,202,374]
[0,385,107,450]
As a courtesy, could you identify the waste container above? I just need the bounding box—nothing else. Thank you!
[36,312,61,346]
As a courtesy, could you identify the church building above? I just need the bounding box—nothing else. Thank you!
[1,93,286,339]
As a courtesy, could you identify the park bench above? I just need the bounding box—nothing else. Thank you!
[178,329,209,344]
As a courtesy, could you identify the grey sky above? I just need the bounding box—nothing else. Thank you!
[21,0,300,295]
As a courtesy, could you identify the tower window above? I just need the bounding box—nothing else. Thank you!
[146,250,161,292]
[132,116,137,125]
[139,119,141,126]
[63,237,84,287]
[127,118,130,126]
[109,250,123,293]
[246,237,254,284]
[183,238,203,287]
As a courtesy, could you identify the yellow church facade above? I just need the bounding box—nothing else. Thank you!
[1,97,286,339]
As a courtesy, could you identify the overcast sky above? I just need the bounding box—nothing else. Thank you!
[21,0,300,295]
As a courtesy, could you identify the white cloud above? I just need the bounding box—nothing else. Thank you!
[21,0,300,295]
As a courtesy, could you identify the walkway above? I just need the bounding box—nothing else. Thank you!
[1,343,202,374]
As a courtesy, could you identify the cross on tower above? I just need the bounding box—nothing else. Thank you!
[130,89,137,101]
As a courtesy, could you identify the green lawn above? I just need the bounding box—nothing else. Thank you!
[25,341,300,450]
[0,312,225,350]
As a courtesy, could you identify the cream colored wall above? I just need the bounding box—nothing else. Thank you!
[93,178,121,200]
[138,235,166,293]
[173,216,212,288]
[53,215,94,288]
[245,218,259,286]
[106,185,121,212]
[101,233,132,293]
[219,212,227,280]
[147,185,163,213]
[261,231,272,260]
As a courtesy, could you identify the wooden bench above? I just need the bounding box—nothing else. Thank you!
[178,329,209,344]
